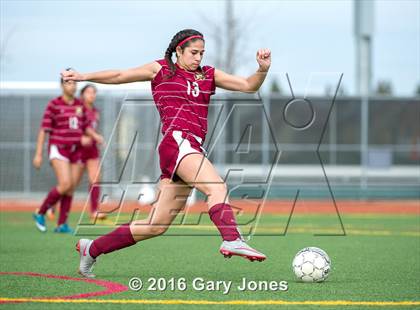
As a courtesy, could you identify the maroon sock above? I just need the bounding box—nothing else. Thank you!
[90,184,100,213]
[89,223,136,258]
[38,187,61,215]
[208,203,241,241]
[57,195,73,226]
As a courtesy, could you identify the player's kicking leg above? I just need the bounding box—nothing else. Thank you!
[176,154,267,262]
[219,235,266,262]
[76,239,96,278]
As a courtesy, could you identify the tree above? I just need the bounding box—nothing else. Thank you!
[375,80,393,96]
[0,25,18,76]
[270,78,282,94]
[415,83,420,96]
[200,0,260,74]
[325,84,347,96]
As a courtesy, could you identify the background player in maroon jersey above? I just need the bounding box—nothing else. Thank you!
[62,29,271,278]
[32,77,91,234]
[77,84,106,220]
[43,84,106,220]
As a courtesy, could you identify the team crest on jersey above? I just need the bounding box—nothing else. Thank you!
[75,106,83,116]
[194,72,205,80]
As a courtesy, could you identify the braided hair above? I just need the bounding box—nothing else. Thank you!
[164,29,204,78]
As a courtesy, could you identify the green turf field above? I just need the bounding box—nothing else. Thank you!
[0,211,419,309]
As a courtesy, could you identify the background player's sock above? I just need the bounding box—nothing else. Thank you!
[208,203,241,241]
[90,184,100,214]
[58,194,73,226]
[89,223,136,258]
[38,187,61,215]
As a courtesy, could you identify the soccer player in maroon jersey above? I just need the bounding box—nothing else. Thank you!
[62,29,271,278]
[32,77,93,234]
[77,84,106,220]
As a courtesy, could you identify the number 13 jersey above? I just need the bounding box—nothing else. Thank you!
[151,58,216,142]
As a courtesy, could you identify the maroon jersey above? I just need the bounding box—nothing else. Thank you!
[41,96,86,146]
[84,105,99,147]
[151,59,216,141]
[85,106,99,130]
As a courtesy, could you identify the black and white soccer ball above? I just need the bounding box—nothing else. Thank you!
[292,247,331,282]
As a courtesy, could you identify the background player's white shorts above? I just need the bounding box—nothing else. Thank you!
[48,144,83,164]
[49,144,69,162]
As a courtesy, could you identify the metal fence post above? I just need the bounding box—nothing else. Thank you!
[262,95,270,165]
[23,95,31,194]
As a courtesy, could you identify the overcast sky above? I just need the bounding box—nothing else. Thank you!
[1,0,419,96]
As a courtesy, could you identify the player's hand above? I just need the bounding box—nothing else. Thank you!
[256,48,271,72]
[95,134,105,146]
[33,154,42,169]
[81,135,93,146]
[61,68,84,82]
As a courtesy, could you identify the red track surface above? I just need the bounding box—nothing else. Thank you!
[0,199,418,214]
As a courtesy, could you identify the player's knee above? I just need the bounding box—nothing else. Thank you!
[90,176,100,184]
[58,181,73,194]
[130,221,168,237]
[205,182,228,199]
[88,172,100,184]
[148,225,168,236]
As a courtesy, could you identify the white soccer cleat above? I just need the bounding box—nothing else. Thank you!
[76,239,96,278]
[219,238,267,262]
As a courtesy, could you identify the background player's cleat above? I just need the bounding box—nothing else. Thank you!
[76,239,96,278]
[35,207,55,221]
[32,213,47,232]
[219,238,267,262]
[46,208,55,221]
[91,211,107,220]
[54,223,74,234]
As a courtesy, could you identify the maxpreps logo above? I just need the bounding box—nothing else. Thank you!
[194,72,205,80]
[75,106,83,116]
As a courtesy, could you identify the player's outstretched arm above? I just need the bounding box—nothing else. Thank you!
[215,48,271,93]
[61,62,162,84]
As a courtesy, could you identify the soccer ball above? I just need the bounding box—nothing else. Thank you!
[292,247,331,282]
